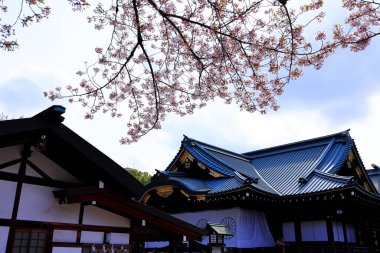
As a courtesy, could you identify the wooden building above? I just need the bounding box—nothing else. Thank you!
[0,106,205,253]
[142,131,380,253]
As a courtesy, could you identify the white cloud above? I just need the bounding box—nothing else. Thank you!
[0,0,379,176]
[350,91,380,168]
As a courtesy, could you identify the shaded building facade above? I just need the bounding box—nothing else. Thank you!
[0,106,205,253]
[143,131,380,253]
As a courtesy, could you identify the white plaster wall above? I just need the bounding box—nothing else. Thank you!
[83,205,130,228]
[1,163,19,174]
[29,151,81,183]
[17,184,80,223]
[52,247,82,253]
[109,233,130,244]
[25,164,42,178]
[80,231,104,244]
[0,145,22,164]
[0,226,10,253]
[0,180,17,219]
[53,230,77,243]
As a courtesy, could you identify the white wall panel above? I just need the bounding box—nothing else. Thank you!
[25,164,42,178]
[83,205,130,228]
[109,233,130,244]
[80,231,104,244]
[0,145,22,164]
[52,247,82,253]
[17,184,80,223]
[0,226,10,253]
[0,180,17,219]
[29,151,80,183]
[1,163,19,174]
[53,230,77,243]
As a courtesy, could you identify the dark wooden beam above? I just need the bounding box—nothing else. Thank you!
[53,187,206,240]
[0,171,80,189]
[0,218,131,233]
[26,159,53,181]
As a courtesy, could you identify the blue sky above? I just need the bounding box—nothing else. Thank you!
[1,1,379,174]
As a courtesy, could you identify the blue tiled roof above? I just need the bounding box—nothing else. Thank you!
[182,141,236,177]
[157,130,374,196]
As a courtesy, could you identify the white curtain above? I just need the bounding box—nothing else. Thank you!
[301,220,328,242]
[346,224,357,243]
[332,221,344,242]
[145,241,170,248]
[172,208,274,248]
[282,222,296,242]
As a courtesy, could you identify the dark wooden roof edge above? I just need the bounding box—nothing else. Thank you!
[33,105,66,123]
[53,186,207,240]
[0,105,145,197]
[172,183,380,202]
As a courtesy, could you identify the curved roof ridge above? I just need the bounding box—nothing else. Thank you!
[325,137,353,174]
[188,141,237,176]
[302,138,336,180]
[244,130,351,158]
[204,146,250,162]
[313,170,352,183]
[250,163,282,195]
[146,176,212,194]
[185,136,250,160]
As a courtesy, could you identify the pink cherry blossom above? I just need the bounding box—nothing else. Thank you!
[2,0,380,143]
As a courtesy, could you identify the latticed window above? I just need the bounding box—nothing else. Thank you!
[12,229,47,253]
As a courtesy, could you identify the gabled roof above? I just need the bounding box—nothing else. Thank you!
[206,222,234,236]
[151,130,377,197]
[0,105,145,198]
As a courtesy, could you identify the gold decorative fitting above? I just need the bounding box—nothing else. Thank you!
[198,163,206,170]
[156,186,174,198]
[179,151,194,163]
[196,195,206,201]
[142,194,151,203]
[180,190,189,198]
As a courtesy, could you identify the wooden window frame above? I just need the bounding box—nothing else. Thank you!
[10,228,49,253]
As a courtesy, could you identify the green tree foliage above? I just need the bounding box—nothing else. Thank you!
[0,113,8,120]
[128,168,152,185]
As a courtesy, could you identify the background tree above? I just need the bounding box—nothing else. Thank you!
[0,113,8,121]
[127,168,152,184]
[2,0,380,143]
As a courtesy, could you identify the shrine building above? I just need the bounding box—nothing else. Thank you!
[142,131,380,253]
[0,106,205,253]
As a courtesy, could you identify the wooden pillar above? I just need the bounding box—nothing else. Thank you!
[6,148,29,253]
[326,217,334,246]
[76,203,85,244]
[294,218,302,253]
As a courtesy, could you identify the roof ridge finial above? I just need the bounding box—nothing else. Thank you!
[33,105,66,123]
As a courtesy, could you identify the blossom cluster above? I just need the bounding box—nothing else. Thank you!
[5,0,380,143]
